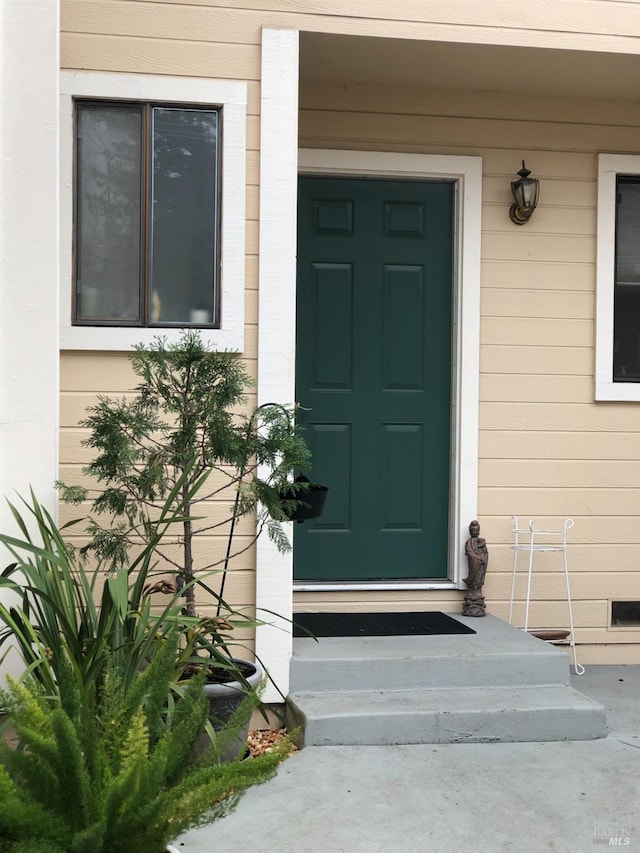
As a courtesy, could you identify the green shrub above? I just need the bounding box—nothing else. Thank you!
[0,487,294,851]
[0,331,306,849]
[0,634,291,853]
[57,330,310,618]
[0,480,205,700]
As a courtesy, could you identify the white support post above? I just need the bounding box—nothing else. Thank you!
[0,0,60,682]
[256,29,299,701]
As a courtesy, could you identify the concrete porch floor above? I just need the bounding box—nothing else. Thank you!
[175,664,640,852]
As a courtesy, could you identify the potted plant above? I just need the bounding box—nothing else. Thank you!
[0,486,294,852]
[56,330,311,747]
[279,474,329,523]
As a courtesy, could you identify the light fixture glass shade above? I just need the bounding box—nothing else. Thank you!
[510,161,539,224]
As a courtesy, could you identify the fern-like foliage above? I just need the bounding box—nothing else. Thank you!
[0,635,292,853]
[56,330,311,620]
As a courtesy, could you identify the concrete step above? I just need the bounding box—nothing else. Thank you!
[287,614,607,745]
[287,684,607,745]
[290,614,570,691]
[291,639,567,691]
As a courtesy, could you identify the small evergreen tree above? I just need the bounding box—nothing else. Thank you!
[59,330,310,618]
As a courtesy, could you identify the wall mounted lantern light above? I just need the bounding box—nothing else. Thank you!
[509,161,540,225]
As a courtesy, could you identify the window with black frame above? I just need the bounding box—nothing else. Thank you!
[74,101,221,328]
[614,176,640,382]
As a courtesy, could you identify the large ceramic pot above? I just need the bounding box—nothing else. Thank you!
[194,657,264,761]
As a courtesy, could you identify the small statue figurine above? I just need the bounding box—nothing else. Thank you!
[462,519,488,617]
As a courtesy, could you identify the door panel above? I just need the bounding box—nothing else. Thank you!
[294,176,454,582]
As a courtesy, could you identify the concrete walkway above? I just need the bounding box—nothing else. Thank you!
[175,666,640,853]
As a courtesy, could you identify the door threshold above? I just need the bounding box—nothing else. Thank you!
[293,580,460,592]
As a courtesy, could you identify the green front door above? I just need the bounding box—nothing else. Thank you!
[294,176,454,582]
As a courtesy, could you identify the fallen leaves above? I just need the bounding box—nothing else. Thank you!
[247,728,298,758]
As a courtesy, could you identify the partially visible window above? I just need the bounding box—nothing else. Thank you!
[611,600,640,627]
[596,154,640,401]
[613,177,640,382]
[75,101,221,328]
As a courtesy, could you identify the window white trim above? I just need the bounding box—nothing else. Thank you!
[596,153,640,401]
[60,71,247,352]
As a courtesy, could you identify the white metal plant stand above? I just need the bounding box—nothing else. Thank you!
[509,517,584,675]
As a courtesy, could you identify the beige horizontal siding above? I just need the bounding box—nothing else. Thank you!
[480,431,640,460]
[481,260,594,291]
[481,346,592,376]
[60,351,258,394]
[71,562,256,610]
[485,568,640,598]
[62,0,265,43]
[480,317,592,347]
[483,205,595,236]
[62,0,640,42]
[493,599,606,627]
[578,645,640,665]
[58,498,258,539]
[300,110,640,156]
[480,403,640,432]
[296,79,640,656]
[59,1,640,660]
[479,517,640,544]
[480,149,596,178]
[480,489,640,516]
[62,32,260,78]
[480,460,640,489]
[60,352,133,391]
[81,0,640,57]
[482,290,594,321]
[301,84,640,128]
[480,375,593,403]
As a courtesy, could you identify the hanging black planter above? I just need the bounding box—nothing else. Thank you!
[280,475,329,523]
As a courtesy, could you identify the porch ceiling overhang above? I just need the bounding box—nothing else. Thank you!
[300,32,640,102]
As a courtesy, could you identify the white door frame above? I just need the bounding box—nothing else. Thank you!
[256,29,482,698]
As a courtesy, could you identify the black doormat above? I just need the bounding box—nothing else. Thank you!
[293,611,476,638]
